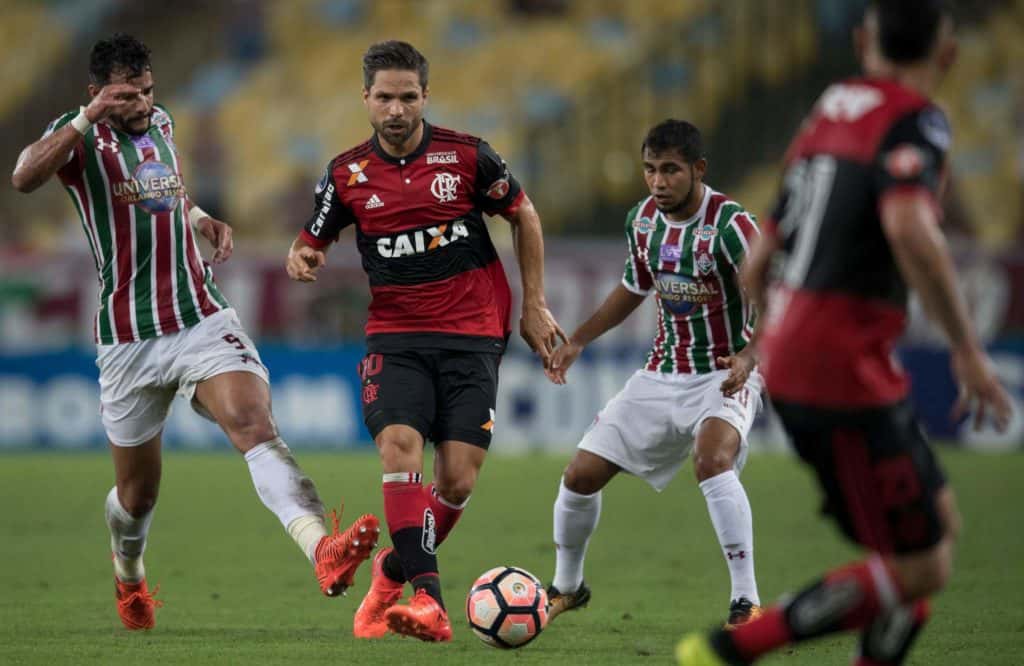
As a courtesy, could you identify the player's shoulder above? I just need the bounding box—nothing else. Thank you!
[430,124,482,148]
[152,103,174,128]
[327,139,375,181]
[704,188,752,228]
[625,195,657,233]
[44,109,80,136]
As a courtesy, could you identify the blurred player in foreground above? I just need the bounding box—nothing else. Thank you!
[11,34,378,631]
[677,1,1013,663]
[286,41,564,642]
[544,120,765,628]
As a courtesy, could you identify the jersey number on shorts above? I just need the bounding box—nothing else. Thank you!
[359,353,384,380]
[222,334,246,350]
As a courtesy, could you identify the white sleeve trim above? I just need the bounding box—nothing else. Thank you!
[621,277,650,296]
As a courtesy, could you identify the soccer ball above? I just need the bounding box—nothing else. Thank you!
[466,566,548,648]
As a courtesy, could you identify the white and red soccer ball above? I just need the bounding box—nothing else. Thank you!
[466,566,548,648]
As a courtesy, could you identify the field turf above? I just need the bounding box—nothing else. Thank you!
[1,448,1021,665]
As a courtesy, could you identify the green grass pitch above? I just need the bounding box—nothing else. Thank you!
[1,448,1021,665]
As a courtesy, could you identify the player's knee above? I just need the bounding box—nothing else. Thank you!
[219,401,275,445]
[693,451,734,482]
[435,476,475,505]
[376,429,422,469]
[892,543,954,599]
[563,462,603,496]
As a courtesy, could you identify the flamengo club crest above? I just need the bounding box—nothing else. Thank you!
[430,172,460,203]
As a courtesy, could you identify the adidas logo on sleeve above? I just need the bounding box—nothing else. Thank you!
[365,193,384,209]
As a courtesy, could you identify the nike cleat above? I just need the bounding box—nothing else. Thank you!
[314,509,380,597]
[115,577,162,630]
[353,547,404,638]
[675,633,731,666]
[384,588,453,642]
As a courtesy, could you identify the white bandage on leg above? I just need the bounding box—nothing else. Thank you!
[105,487,154,583]
[244,438,327,562]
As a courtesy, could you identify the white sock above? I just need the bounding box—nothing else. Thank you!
[244,438,327,563]
[552,477,601,594]
[105,487,154,583]
[699,469,759,605]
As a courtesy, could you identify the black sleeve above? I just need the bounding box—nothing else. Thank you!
[874,105,950,199]
[302,161,357,248]
[474,140,524,214]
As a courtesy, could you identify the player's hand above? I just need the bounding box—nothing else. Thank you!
[286,244,326,282]
[950,344,1012,432]
[717,350,755,397]
[84,83,143,123]
[544,340,582,385]
[520,302,568,368]
[195,216,233,264]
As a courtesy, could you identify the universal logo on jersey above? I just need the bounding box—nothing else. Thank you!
[112,160,185,214]
[377,220,469,258]
[655,272,720,315]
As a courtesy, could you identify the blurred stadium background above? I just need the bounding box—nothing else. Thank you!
[1,0,1022,451]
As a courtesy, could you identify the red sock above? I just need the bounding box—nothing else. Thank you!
[424,483,466,548]
[382,473,440,590]
[726,557,903,662]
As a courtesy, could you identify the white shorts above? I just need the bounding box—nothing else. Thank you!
[96,308,269,447]
[578,368,764,491]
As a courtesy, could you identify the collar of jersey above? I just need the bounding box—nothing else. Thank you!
[659,184,712,228]
[371,121,434,165]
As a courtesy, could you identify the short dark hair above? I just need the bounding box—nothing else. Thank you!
[641,119,703,163]
[869,0,950,63]
[89,33,151,85]
[362,40,429,89]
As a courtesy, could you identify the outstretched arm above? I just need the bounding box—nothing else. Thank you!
[503,194,567,366]
[881,190,1012,431]
[12,83,141,193]
[545,284,646,385]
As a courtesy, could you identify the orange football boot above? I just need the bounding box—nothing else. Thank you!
[384,588,453,642]
[314,509,380,597]
[115,578,162,630]
[353,547,405,638]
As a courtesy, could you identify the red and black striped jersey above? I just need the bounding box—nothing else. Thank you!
[760,77,951,408]
[301,122,524,353]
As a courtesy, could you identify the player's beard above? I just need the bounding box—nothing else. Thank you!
[656,176,696,216]
[377,118,416,147]
[113,111,152,136]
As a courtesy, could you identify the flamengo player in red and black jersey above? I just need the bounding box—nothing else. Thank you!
[677,3,1013,665]
[286,41,565,642]
[11,34,379,632]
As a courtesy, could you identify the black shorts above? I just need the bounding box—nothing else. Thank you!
[358,348,500,449]
[773,399,948,555]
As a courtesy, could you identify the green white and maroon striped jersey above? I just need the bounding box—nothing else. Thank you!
[46,104,228,344]
[621,187,759,374]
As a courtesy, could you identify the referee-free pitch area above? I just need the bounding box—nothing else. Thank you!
[1,448,1020,665]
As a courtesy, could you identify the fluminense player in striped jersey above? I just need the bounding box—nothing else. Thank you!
[544,119,764,628]
[11,33,379,630]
